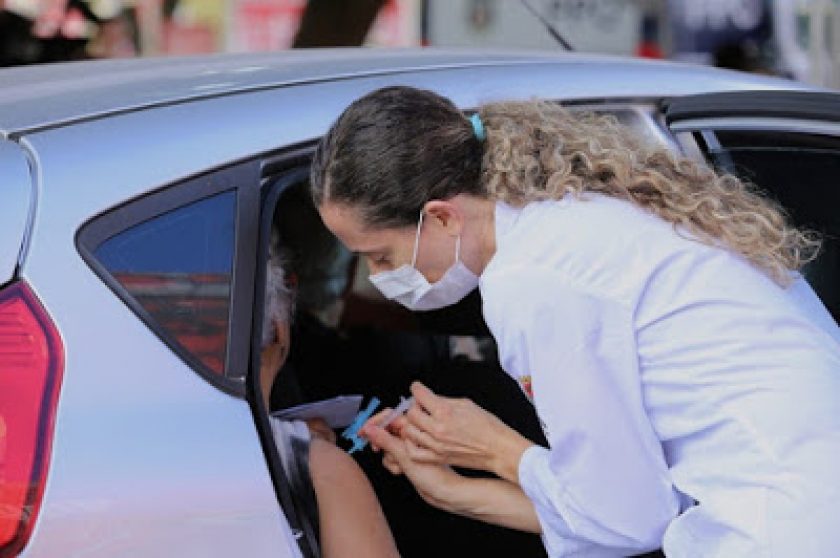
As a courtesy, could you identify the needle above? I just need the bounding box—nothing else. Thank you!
[378,396,414,430]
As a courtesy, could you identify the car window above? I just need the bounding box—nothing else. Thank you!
[94,191,236,374]
[573,104,677,149]
[704,130,840,320]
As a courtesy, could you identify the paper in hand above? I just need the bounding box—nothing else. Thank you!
[271,395,364,429]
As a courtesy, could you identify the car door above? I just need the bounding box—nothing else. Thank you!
[666,90,840,322]
[15,103,301,556]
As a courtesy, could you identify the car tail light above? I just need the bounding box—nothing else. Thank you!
[0,282,63,557]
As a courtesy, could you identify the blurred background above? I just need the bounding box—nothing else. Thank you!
[1,0,838,88]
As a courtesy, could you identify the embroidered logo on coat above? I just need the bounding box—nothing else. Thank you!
[518,374,534,402]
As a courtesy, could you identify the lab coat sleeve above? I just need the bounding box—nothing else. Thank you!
[482,267,680,557]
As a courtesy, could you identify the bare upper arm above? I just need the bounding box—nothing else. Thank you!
[308,439,400,558]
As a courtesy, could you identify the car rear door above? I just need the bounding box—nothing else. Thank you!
[0,140,31,285]
[666,90,840,322]
[14,96,301,556]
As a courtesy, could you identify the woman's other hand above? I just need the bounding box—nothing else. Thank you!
[401,382,534,483]
[364,423,467,511]
[364,423,542,533]
[362,406,410,452]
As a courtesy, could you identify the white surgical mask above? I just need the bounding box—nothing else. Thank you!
[369,211,479,311]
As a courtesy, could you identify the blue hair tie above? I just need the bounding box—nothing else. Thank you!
[470,113,486,142]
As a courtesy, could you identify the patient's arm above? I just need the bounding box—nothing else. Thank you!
[309,438,400,558]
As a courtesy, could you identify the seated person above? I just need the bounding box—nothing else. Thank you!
[258,246,400,558]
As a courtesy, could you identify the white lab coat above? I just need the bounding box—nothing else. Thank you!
[479,194,840,557]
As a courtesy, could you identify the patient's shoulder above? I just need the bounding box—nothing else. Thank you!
[308,439,400,558]
[309,438,369,488]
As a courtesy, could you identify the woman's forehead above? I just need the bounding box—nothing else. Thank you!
[318,202,363,242]
[318,202,399,253]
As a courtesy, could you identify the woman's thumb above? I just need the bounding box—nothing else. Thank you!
[363,424,401,454]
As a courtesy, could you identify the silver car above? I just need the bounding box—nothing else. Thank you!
[1,49,838,558]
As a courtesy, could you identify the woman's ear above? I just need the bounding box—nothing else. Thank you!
[423,199,463,237]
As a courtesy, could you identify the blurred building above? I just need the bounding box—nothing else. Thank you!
[0,0,418,64]
[665,0,840,87]
[423,0,840,88]
[1,0,838,89]
[226,0,419,52]
[424,0,644,55]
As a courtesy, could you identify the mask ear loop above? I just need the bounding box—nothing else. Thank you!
[411,211,424,268]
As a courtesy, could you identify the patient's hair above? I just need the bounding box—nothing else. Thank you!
[262,230,294,349]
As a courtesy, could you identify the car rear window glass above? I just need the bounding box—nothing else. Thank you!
[573,106,674,149]
[94,191,236,374]
[707,130,840,321]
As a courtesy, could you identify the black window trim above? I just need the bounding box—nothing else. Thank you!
[665,90,840,125]
[249,157,317,558]
[76,158,261,398]
[668,115,840,172]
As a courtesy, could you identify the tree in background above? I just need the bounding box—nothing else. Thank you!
[293,0,386,47]
[0,0,136,66]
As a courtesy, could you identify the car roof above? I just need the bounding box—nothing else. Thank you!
[0,47,809,136]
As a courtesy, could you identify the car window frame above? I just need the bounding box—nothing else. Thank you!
[667,114,840,191]
[665,89,840,165]
[565,99,681,151]
[250,148,318,558]
[76,158,261,397]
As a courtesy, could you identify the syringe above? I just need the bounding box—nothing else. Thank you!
[377,396,415,431]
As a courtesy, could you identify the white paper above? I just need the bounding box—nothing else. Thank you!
[271,395,364,429]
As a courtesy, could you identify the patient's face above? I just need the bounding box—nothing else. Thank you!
[260,319,290,407]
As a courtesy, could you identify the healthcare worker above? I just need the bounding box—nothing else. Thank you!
[310,86,840,557]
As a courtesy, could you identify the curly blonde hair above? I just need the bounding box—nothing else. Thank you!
[478,99,820,286]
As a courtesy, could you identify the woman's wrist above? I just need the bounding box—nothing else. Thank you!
[442,476,543,534]
[491,430,535,485]
[412,467,478,514]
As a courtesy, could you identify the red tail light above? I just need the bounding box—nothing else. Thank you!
[0,282,63,557]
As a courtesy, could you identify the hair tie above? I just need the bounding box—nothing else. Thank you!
[470,113,486,142]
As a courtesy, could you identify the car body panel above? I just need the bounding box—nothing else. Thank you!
[13,64,817,221]
[16,140,298,557]
[18,247,298,557]
[0,139,31,285]
[0,48,814,137]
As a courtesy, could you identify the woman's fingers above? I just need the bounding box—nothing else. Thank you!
[362,409,391,452]
[364,423,404,456]
[382,452,403,475]
[403,423,445,455]
[364,408,393,431]
[386,414,409,435]
[406,402,439,436]
[364,406,411,436]
[405,439,445,464]
[410,381,446,415]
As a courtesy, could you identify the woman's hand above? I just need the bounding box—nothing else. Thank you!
[364,423,468,511]
[395,382,534,483]
[364,423,542,533]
